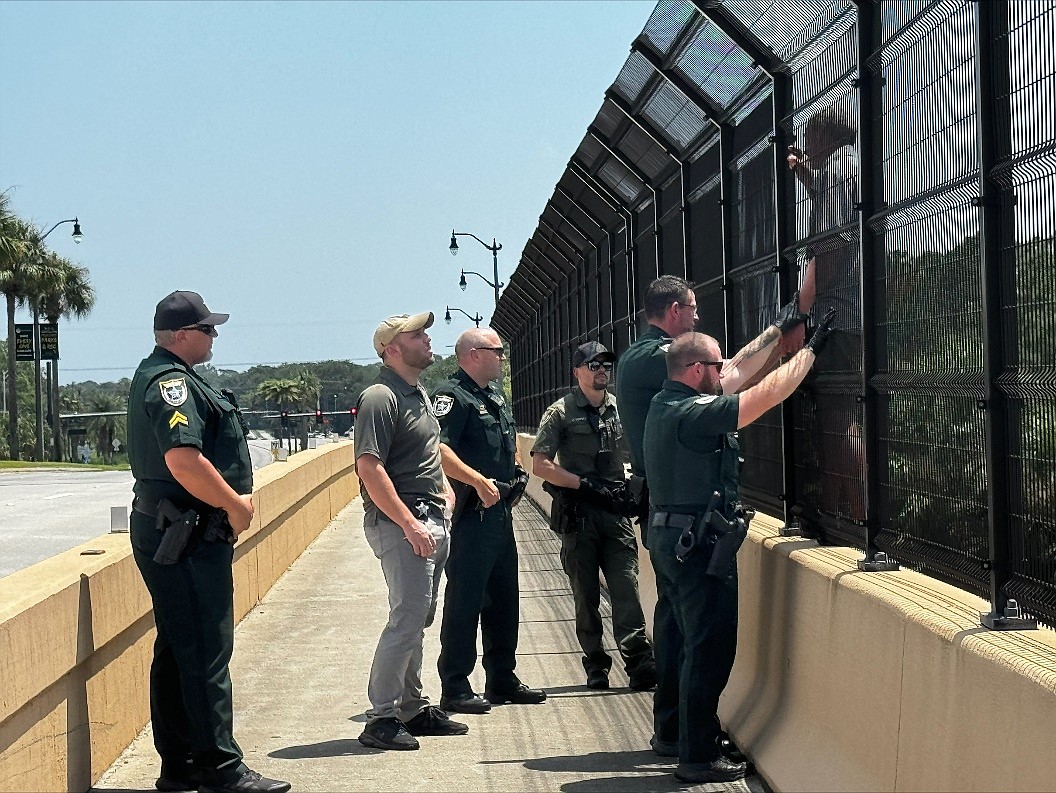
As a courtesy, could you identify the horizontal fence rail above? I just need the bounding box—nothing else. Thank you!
[492,0,1056,630]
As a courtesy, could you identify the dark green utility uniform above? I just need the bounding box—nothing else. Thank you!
[127,346,252,782]
[531,386,654,680]
[432,369,522,697]
[643,380,741,766]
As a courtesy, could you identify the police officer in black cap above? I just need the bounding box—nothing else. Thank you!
[432,327,546,714]
[127,290,290,793]
[531,341,656,691]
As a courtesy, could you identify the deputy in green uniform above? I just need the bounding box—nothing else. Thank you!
[432,326,546,714]
[531,341,656,691]
[620,277,811,764]
[127,291,290,793]
[642,319,833,785]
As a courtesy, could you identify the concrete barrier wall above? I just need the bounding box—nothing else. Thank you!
[0,442,359,793]
[518,433,1056,792]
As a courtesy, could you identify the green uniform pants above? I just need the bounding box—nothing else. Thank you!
[130,512,247,781]
[558,504,653,677]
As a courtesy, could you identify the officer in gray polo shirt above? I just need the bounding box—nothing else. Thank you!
[354,311,466,752]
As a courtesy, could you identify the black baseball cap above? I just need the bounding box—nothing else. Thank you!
[153,291,230,331]
[572,341,616,368]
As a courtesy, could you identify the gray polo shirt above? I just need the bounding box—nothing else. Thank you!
[355,365,446,525]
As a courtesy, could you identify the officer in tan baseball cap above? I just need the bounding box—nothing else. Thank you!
[373,311,435,358]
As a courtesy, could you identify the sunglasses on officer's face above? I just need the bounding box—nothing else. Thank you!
[586,360,614,372]
[685,359,723,372]
[180,324,218,337]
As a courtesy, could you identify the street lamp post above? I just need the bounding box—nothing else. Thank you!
[445,306,483,327]
[449,230,502,307]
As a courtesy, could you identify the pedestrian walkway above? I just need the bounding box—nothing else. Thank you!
[94,499,767,793]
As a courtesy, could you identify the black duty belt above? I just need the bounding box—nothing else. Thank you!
[651,511,698,530]
[133,496,207,520]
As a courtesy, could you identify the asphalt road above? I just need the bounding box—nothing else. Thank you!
[0,439,283,580]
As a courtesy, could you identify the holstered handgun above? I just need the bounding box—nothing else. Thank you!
[543,481,582,535]
[153,498,198,565]
[704,504,753,578]
[675,491,721,564]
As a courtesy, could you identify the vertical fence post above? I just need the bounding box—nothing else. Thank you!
[719,124,735,356]
[855,0,899,571]
[772,72,801,536]
[975,0,1035,630]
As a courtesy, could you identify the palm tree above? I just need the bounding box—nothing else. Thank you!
[0,191,31,459]
[255,378,305,410]
[85,393,125,464]
[0,213,64,459]
[39,257,95,459]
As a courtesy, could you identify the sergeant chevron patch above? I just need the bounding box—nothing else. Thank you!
[168,410,189,430]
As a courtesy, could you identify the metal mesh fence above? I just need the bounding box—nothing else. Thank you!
[494,0,1056,629]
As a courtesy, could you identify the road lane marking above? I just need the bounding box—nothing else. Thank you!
[43,493,75,500]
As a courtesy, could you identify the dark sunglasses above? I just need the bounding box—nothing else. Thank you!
[685,359,723,371]
[180,324,218,337]
[586,360,614,372]
[475,346,506,357]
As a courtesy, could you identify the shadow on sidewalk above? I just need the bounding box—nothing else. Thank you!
[269,738,383,759]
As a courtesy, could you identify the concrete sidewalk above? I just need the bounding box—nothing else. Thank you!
[94,499,767,793]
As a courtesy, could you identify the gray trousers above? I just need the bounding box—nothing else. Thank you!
[363,514,450,723]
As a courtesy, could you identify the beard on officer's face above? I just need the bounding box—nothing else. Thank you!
[591,372,609,390]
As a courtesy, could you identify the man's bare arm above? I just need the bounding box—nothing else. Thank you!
[737,349,816,428]
[532,454,581,490]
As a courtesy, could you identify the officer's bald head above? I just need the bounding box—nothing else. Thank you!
[454,327,500,361]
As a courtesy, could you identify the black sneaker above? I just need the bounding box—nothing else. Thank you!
[484,683,547,705]
[198,769,292,793]
[649,734,678,757]
[404,705,469,736]
[674,757,748,783]
[629,663,657,691]
[358,717,420,750]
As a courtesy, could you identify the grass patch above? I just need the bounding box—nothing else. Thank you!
[0,460,130,472]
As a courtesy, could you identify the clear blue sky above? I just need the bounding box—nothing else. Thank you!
[0,0,655,383]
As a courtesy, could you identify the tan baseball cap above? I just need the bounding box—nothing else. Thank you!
[373,311,434,356]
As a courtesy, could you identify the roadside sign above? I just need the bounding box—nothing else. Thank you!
[39,323,59,360]
[14,325,33,361]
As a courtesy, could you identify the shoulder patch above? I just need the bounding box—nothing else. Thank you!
[433,395,455,417]
[159,377,188,406]
[168,410,189,430]
[694,395,719,406]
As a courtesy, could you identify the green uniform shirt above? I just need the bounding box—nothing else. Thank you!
[432,368,516,483]
[615,325,672,476]
[531,386,627,481]
[127,346,253,508]
[643,380,742,515]
[355,365,446,524]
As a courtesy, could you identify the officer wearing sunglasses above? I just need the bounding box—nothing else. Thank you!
[530,341,656,692]
[126,291,290,793]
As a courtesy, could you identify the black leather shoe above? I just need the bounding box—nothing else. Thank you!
[358,716,420,750]
[156,759,200,791]
[718,732,748,764]
[198,769,292,793]
[586,670,609,690]
[156,774,200,792]
[649,734,678,757]
[440,692,492,714]
[629,663,657,691]
[674,757,748,783]
[485,683,547,705]
[404,705,469,736]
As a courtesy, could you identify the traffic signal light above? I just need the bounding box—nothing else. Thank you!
[349,407,358,416]
[280,411,289,429]
[315,409,323,426]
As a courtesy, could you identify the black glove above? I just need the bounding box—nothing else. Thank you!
[578,475,616,510]
[804,307,838,355]
[508,466,530,508]
[773,290,809,333]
